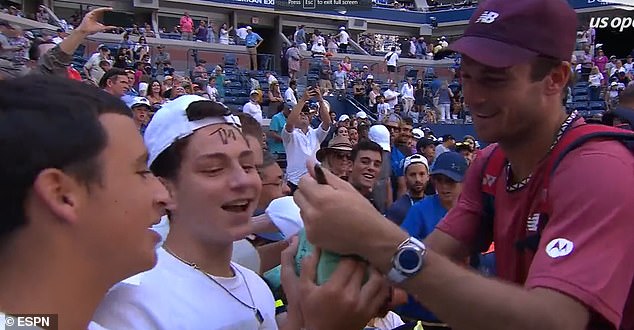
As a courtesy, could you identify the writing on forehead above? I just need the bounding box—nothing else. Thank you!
[209,127,238,145]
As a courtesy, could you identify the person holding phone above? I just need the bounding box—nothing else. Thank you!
[282,86,332,193]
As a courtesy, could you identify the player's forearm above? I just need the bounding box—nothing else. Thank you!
[359,222,585,330]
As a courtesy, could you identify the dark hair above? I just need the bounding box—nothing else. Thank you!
[619,85,634,106]
[99,68,128,88]
[289,80,297,87]
[150,101,234,180]
[530,56,563,82]
[258,151,278,179]
[0,75,130,238]
[351,140,383,163]
[147,79,162,98]
[236,113,263,141]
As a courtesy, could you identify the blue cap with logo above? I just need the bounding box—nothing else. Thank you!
[431,151,468,182]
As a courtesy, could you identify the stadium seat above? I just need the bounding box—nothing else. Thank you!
[573,101,589,111]
[572,94,589,102]
[589,101,607,110]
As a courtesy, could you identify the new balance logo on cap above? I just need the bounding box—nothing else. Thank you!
[475,11,499,24]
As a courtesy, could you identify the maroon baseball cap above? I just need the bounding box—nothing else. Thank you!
[449,0,578,68]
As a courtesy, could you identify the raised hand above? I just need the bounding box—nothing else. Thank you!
[76,7,118,35]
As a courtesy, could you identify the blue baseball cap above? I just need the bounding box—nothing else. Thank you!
[431,152,468,182]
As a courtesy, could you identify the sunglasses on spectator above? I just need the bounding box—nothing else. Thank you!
[333,152,351,160]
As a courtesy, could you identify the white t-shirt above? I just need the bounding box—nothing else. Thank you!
[93,248,277,330]
[243,101,263,124]
[589,73,603,87]
[383,89,400,109]
[401,83,414,99]
[285,87,297,107]
[385,52,399,66]
[338,30,349,44]
[282,124,329,185]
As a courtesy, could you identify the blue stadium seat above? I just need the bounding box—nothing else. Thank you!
[573,101,589,111]
[589,101,607,110]
[572,87,588,96]
[572,94,589,102]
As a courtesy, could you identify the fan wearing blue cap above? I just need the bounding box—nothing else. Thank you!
[396,151,467,325]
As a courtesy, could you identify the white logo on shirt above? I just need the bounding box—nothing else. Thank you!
[545,238,574,258]
[482,174,497,187]
[475,11,500,24]
[527,213,540,232]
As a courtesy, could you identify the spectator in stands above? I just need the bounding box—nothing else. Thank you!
[435,134,455,160]
[316,135,353,180]
[384,47,398,83]
[195,20,208,42]
[376,95,390,121]
[146,79,166,110]
[153,45,169,77]
[214,65,225,100]
[113,47,132,69]
[285,43,301,80]
[243,90,263,124]
[455,141,475,165]
[319,58,333,93]
[436,81,454,123]
[327,36,338,54]
[36,5,50,23]
[84,44,111,85]
[353,78,366,104]
[133,36,149,62]
[589,66,603,101]
[333,63,347,95]
[285,79,298,107]
[119,33,133,50]
[179,12,194,41]
[311,29,325,48]
[365,124,391,213]
[606,55,618,77]
[294,25,307,51]
[268,103,290,157]
[283,87,332,192]
[625,55,634,74]
[386,154,429,225]
[335,26,350,53]
[127,96,151,135]
[401,78,415,115]
[245,26,263,71]
[593,49,608,77]
[415,37,426,59]
[268,81,284,118]
[218,23,232,45]
[99,68,130,98]
[311,39,326,58]
[384,83,400,110]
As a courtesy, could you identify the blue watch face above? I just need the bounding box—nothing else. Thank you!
[399,248,421,272]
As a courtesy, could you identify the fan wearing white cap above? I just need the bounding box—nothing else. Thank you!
[368,124,393,213]
[385,154,429,226]
[243,90,263,124]
[128,96,152,135]
[93,95,278,329]
[334,26,350,53]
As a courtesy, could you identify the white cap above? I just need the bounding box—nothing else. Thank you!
[402,154,429,173]
[339,26,345,30]
[338,114,350,122]
[265,196,304,238]
[412,128,424,140]
[366,74,374,80]
[355,111,368,119]
[144,95,241,167]
[368,124,390,152]
[139,82,149,93]
[250,90,259,95]
[246,26,252,30]
[129,96,151,109]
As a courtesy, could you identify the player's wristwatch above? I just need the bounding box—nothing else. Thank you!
[387,237,427,283]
